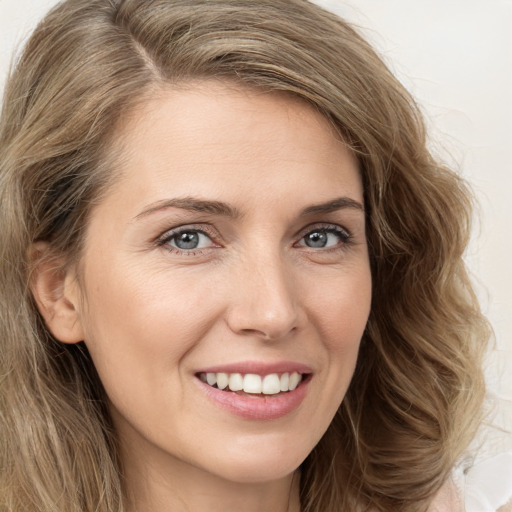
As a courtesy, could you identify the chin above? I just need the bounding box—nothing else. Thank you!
[202,434,312,484]
[213,461,302,485]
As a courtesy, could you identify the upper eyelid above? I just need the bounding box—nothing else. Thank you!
[295,222,351,239]
[155,226,220,255]
[156,223,218,243]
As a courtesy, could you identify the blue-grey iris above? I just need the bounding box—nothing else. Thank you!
[305,231,327,248]
[175,232,199,249]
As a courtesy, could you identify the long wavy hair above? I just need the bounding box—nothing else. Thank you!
[0,1,490,511]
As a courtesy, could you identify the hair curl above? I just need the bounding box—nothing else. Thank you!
[0,1,489,511]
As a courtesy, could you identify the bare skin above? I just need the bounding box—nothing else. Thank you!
[32,81,371,512]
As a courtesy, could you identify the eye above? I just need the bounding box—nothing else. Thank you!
[159,228,215,251]
[297,226,351,249]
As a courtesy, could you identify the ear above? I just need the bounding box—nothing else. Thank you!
[29,242,84,344]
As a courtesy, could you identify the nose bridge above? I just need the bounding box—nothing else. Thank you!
[227,245,299,340]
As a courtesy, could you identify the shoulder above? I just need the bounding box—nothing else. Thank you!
[498,499,512,512]
[428,450,512,512]
[464,450,512,512]
[439,449,512,512]
[428,478,464,512]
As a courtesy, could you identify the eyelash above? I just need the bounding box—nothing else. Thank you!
[156,223,353,256]
[156,224,218,256]
[296,224,353,250]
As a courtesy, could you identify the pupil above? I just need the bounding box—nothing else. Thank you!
[175,232,199,249]
[306,231,327,248]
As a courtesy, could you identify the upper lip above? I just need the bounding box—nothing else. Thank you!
[195,360,313,376]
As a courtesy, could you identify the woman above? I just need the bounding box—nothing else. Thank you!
[0,0,494,510]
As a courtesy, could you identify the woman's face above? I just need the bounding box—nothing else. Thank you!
[73,81,371,484]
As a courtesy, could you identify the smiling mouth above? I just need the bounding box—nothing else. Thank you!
[197,371,306,396]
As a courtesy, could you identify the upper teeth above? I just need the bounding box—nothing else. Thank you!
[199,372,303,394]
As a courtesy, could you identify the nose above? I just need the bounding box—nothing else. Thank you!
[225,252,302,341]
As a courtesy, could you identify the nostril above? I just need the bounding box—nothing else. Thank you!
[229,309,300,341]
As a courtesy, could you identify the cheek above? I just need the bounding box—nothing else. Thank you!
[76,263,226,438]
[305,264,372,347]
[303,263,371,410]
[77,260,224,381]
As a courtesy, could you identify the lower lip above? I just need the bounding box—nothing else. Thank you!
[196,376,310,420]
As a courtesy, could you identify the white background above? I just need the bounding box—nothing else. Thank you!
[1,0,510,433]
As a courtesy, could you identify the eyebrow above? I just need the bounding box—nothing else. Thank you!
[134,195,364,221]
[134,197,242,220]
[300,197,365,216]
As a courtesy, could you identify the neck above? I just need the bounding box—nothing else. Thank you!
[119,430,302,512]
[125,467,301,512]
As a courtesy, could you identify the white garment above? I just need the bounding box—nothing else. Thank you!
[452,451,512,512]
[455,383,512,512]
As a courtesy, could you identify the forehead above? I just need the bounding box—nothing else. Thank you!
[101,80,362,215]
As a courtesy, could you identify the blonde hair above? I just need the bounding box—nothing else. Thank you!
[0,1,489,510]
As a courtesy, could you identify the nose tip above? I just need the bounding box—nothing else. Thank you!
[225,260,301,341]
[235,313,298,341]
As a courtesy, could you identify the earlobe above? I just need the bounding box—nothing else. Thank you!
[29,242,84,344]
